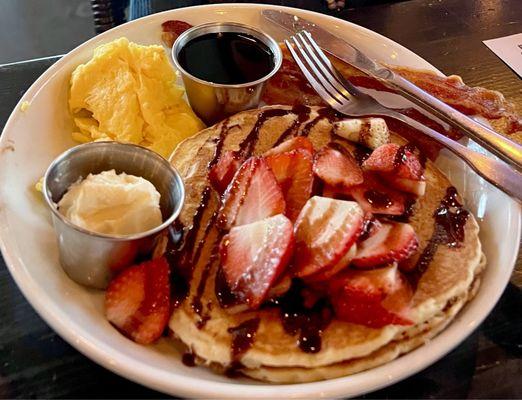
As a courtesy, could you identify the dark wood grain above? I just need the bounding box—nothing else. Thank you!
[342,0,522,113]
[0,0,520,398]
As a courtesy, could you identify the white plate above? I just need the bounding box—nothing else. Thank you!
[0,4,520,398]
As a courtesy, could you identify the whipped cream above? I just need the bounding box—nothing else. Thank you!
[58,169,162,236]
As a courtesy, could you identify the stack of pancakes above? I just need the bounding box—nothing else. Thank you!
[166,105,484,383]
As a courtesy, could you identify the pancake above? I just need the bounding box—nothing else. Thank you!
[241,256,485,383]
[166,105,483,378]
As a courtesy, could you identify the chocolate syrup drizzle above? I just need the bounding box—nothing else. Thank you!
[239,108,291,156]
[358,120,372,146]
[167,119,230,308]
[228,318,261,360]
[191,230,222,329]
[182,351,196,367]
[408,186,469,286]
[353,145,372,165]
[215,266,241,308]
[272,280,333,353]
[300,107,340,137]
[273,105,311,146]
[163,75,471,362]
[364,189,393,209]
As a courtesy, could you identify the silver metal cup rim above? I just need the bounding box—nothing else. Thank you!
[171,21,283,89]
[43,141,185,242]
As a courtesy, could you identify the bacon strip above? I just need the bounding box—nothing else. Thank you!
[161,20,193,48]
[391,66,522,134]
[161,20,521,140]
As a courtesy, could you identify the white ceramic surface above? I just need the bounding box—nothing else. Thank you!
[0,4,520,398]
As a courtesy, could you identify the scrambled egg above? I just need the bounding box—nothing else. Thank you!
[20,101,30,112]
[69,38,204,158]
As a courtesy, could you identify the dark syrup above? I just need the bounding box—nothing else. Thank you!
[393,143,416,168]
[364,189,392,209]
[225,361,245,378]
[273,105,311,146]
[182,352,196,367]
[215,266,241,308]
[167,119,231,310]
[358,120,372,146]
[239,108,291,156]
[228,318,261,360]
[358,215,377,242]
[178,32,275,85]
[276,280,333,354]
[353,145,372,165]
[408,187,469,286]
[191,229,223,329]
[300,107,340,137]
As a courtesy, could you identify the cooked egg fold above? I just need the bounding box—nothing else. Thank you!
[69,38,204,158]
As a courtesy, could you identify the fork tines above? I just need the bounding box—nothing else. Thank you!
[285,31,353,107]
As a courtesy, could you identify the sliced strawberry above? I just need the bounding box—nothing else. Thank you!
[267,273,292,299]
[264,136,314,157]
[395,148,424,180]
[293,196,364,278]
[209,151,244,194]
[265,148,314,221]
[325,173,407,216]
[362,143,398,173]
[358,212,382,242]
[352,221,419,268]
[363,143,424,181]
[305,244,356,283]
[329,264,413,328]
[220,214,294,309]
[217,157,286,230]
[313,147,363,188]
[385,176,426,196]
[105,257,170,344]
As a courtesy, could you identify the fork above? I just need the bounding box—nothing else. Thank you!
[285,31,522,202]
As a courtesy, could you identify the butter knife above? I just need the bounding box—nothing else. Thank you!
[262,9,522,171]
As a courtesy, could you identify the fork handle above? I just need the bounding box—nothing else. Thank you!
[390,112,522,202]
[388,74,522,172]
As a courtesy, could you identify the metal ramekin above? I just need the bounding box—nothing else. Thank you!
[43,141,184,289]
[171,22,283,125]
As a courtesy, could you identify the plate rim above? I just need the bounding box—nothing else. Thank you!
[0,3,520,398]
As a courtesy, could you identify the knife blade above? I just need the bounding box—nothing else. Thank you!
[262,9,522,171]
[262,9,393,80]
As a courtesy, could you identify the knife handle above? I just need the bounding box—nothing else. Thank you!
[388,74,522,172]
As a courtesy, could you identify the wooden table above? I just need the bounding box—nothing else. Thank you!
[0,0,520,397]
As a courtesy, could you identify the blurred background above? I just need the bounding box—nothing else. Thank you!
[0,0,399,64]
[0,0,94,64]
